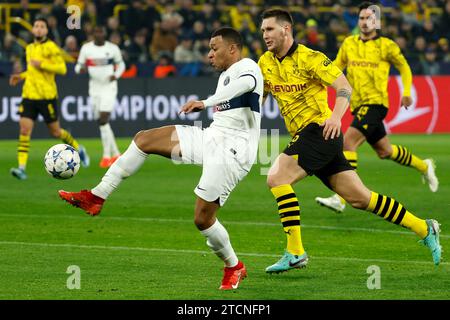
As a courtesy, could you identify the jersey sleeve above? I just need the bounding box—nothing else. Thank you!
[307,50,343,87]
[257,56,270,98]
[75,45,87,74]
[387,40,412,96]
[113,45,126,79]
[334,38,348,71]
[40,42,67,75]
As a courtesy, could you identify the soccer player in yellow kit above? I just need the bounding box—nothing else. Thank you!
[257,9,441,273]
[316,2,438,213]
[9,18,89,180]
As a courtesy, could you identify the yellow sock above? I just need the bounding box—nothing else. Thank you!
[344,150,358,170]
[366,191,428,238]
[390,145,427,174]
[17,134,30,170]
[60,128,79,150]
[271,184,305,256]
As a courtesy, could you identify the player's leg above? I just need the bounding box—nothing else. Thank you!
[315,125,366,212]
[97,92,121,168]
[266,126,323,273]
[329,170,441,265]
[10,116,34,180]
[266,153,309,273]
[372,135,438,192]
[194,197,246,290]
[98,112,114,168]
[59,125,181,215]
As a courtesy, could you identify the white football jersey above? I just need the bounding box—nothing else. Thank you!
[75,41,125,92]
[209,58,263,151]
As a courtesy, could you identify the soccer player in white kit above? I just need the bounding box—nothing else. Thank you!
[59,27,264,290]
[75,26,125,168]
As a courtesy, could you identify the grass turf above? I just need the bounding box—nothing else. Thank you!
[0,134,449,299]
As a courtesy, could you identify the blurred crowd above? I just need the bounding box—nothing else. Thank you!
[1,0,450,77]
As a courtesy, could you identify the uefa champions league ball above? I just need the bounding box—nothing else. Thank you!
[44,144,80,179]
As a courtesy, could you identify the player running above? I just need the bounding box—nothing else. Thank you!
[75,26,125,168]
[257,9,441,273]
[316,2,438,213]
[59,27,263,290]
[9,17,89,180]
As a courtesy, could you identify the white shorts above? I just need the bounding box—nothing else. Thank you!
[175,125,256,206]
[90,91,116,119]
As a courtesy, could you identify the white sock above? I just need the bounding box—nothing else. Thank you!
[91,141,148,199]
[200,219,238,268]
[99,124,112,158]
[107,124,120,157]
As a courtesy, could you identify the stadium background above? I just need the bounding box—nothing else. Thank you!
[0,0,450,139]
[0,0,449,301]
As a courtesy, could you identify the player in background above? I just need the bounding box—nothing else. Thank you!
[316,2,438,213]
[9,18,89,180]
[257,9,441,273]
[75,26,125,168]
[59,27,264,290]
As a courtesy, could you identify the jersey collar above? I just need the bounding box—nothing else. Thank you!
[358,34,380,43]
[275,41,298,62]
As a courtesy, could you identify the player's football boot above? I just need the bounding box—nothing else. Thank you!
[58,189,104,216]
[109,154,121,166]
[219,261,247,290]
[99,157,111,168]
[315,194,345,213]
[419,219,442,265]
[265,250,308,273]
[78,145,90,168]
[10,167,27,180]
[422,159,439,192]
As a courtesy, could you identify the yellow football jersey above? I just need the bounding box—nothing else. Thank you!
[20,39,67,100]
[258,43,342,136]
[334,35,412,112]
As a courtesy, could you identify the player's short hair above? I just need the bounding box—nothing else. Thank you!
[358,1,378,13]
[261,9,294,26]
[33,17,49,29]
[211,27,243,50]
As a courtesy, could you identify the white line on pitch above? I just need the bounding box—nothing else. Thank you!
[0,240,447,266]
[0,213,449,239]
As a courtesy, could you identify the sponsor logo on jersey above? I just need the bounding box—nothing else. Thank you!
[349,60,379,68]
[267,82,308,93]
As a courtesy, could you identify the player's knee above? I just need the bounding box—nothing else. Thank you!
[49,128,60,138]
[194,211,215,230]
[376,150,391,159]
[346,196,369,210]
[98,119,109,126]
[266,175,280,189]
[133,130,149,150]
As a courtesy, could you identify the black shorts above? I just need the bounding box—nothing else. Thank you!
[283,123,354,189]
[350,104,388,145]
[19,98,59,123]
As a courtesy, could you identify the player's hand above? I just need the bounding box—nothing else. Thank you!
[110,75,117,81]
[9,74,22,86]
[179,100,205,114]
[320,115,341,140]
[30,59,42,69]
[401,96,413,109]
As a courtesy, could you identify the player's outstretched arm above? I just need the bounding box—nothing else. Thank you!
[321,74,352,140]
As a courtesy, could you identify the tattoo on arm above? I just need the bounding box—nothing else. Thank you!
[337,89,351,102]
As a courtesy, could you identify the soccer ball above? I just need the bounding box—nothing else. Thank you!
[44,144,80,179]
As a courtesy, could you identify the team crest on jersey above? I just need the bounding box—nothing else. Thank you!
[224,76,230,85]
[322,58,332,67]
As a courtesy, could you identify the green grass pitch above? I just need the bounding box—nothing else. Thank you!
[0,134,449,299]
